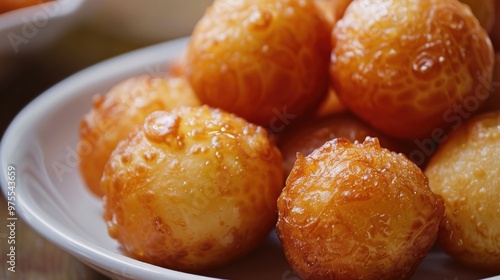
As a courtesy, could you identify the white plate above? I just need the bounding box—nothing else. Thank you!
[1,37,499,280]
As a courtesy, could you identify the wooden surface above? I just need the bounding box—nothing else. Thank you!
[0,24,152,280]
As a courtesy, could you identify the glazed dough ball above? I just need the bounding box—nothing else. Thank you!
[277,137,444,280]
[331,0,494,139]
[102,106,283,272]
[186,0,331,127]
[278,113,404,176]
[425,111,500,272]
[78,75,200,197]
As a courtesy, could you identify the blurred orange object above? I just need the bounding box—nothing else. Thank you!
[425,111,500,272]
[0,0,52,14]
[331,0,494,140]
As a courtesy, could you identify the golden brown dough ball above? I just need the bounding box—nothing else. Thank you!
[185,0,331,127]
[425,111,500,272]
[278,113,404,176]
[102,106,283,272]
[0,0,51,14]
[458,0,495,33]
[331,0,494,139]
[78,75,200,197]
[277,137,445,280]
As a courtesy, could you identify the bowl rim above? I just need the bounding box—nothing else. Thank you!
[0,0,86,30]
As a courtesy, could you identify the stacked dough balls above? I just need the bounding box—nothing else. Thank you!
[77,0,500,277]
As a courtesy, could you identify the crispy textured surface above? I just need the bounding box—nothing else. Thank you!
[278,113,403,176]
[101,106,283,272]
[331,0,494,139]
[425,111,500,272]
[185,0,331,127]
[277,137,444,280]
[78,76,200,197]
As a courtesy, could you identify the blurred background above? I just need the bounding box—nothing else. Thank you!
[0,1,211,279]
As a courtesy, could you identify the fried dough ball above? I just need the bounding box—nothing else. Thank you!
[425,111,500,272]
[277,137,445,280]
[78,76,200,197]
[331,0,495,139]
[458,0,495,33]
[0,0,52,14]
[185,0,331,127]
[102,106,283,272]
[278,113,404,176]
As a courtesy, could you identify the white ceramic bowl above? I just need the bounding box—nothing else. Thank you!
[1,37,499,280]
